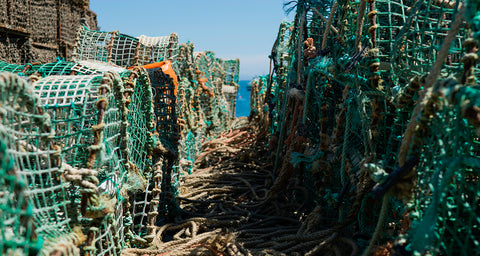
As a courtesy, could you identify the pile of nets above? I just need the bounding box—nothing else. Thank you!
[247,0,480,254]
[0,23,239,255]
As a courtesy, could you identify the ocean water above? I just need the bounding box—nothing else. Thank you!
[235,80,251,117]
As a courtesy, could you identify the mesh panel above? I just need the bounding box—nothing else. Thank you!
[408,97,480,254]
[390,0,467,86]
[0,138,41,255]
[0,60,29,74]
[123,69,156,240]
[32,72,127,255]
[194,51,230,137]
[73,26,179,67]
[221,59,240,118]
[0,72,72,254]
[72,60,128,76]
[258,0,478,254]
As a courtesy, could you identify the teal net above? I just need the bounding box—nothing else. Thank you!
[0,59,75,77]
[0,72,75,255]
[406,83,480,255]
[0,58,129,78]
[193,51,230,137]
[176,77,202,174]
[249,75,270,122]
[0,60,30,74]
[32,72,128,255]
[220,59,240,119]
[174,43,195,80]
[253,0,480,254]
[0,138,41,255]
[122,68,157,243]
[0,20,240,256]
[73,26,179,67]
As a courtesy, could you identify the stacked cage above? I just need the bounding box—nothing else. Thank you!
[0,19,240,254]
[221,59,240,120]
[0,0,97,63]
[193,51,230,138]
[0,72,71,255]
[249,75,271,125]
[254,0,480,254]
[73,26,178,68]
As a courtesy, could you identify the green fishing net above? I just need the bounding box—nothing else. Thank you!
[0,72,75,255]
[259,0,480,254]
[73,26,178,67]
[0,137,41,255]
[0,17,240,254]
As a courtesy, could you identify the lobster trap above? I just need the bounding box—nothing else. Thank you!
[0,9,241,253]
[255,0,480,254]
[73,26,178,68]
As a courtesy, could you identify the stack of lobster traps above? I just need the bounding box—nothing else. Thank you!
[0,24,239,255]
[251,0,480,254]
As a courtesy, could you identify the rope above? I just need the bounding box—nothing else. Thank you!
[361,194,389,256]
[322,1,339,51]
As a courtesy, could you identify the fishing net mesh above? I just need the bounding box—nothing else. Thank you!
[257,0,480,254]
[0,72,89,255]
[193,51,231,138]
[221,59,240,119]
[406,93,480,255]
[32,72,127,255]
[73,26,178,68]
[0,17,241,254]
[0,72,66,255]
[0,137,41,255]
[249,75,269,121]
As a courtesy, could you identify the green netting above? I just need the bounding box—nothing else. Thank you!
[0,60,29,74]
[390,0,468,86]
[73,26,179,68]
[0,19,240,255]
[254,0,480,254]
[0,59,75,77]
[0,138,41,255]
[32,72,127,255]
[0,72,75,255]
[249,75,270,122]
[193,51,230,137]
[122,68,157,243]
[176,77,202,173]
[268,21,294,133]
[0,58,130,78]
[174,43,195,80]
[221,59,240,119]
[406,83,480,255]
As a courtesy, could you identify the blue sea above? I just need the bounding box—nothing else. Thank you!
[235,80,251,117]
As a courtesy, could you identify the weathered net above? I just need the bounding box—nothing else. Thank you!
[405,83,480,255]
[0,58,127,78]
[221,59,240,119]
[253,0,480,254]
[0,137,41,255]
[0,72,77,255]
[249,75,270,123]
[193,51,230,138]
[32,72,128,255]
[73,26,178,68]
[0,19,240,255]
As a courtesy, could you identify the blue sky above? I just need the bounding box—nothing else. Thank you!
[90,0,294,80]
